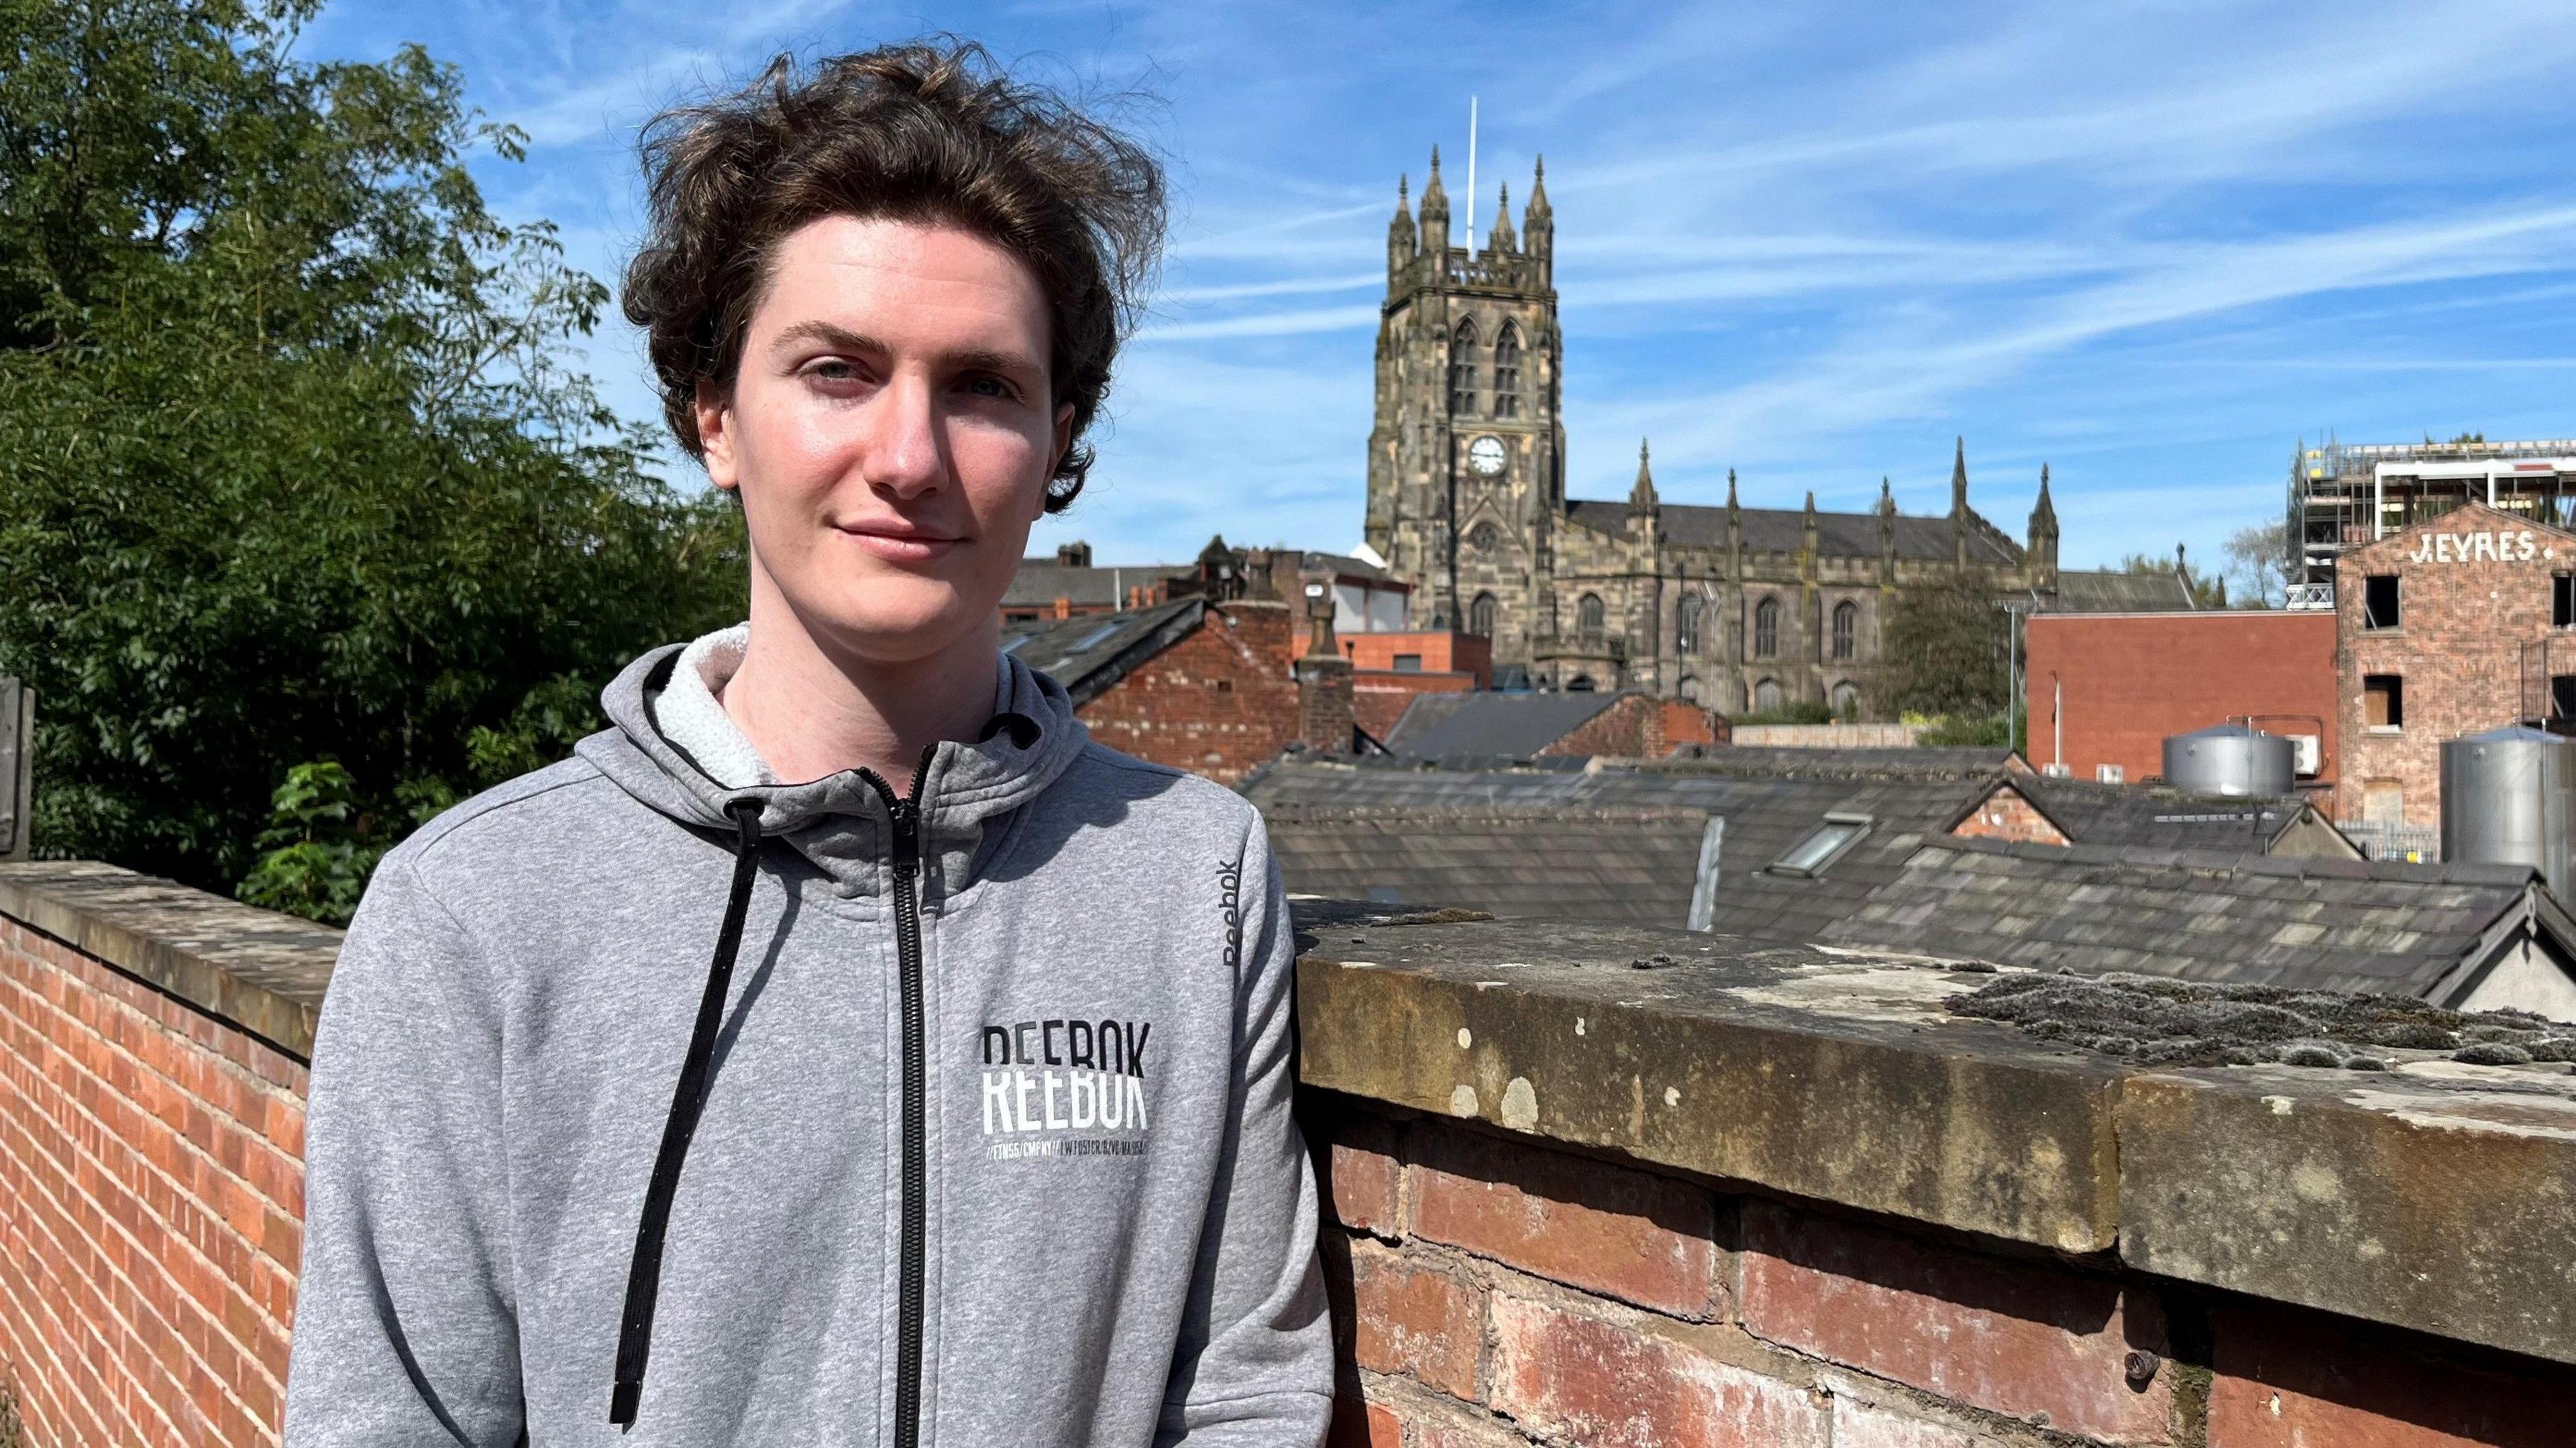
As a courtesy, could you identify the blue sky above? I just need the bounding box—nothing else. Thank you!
[306,1,2576,582]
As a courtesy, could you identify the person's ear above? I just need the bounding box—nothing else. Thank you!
[697,378,740,492]
[1040,402,1075,518]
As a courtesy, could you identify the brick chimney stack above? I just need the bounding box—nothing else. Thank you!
[1295,581,1354,755]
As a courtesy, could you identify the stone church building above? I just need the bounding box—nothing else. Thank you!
[1362,150,2187,714]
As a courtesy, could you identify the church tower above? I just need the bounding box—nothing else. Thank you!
[1364,150,1564,651]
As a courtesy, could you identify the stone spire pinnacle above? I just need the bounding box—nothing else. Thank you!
[1726,467,1739,509]
[1387,173,1417,274]
[1629,439,1658,512]
[1488,180,1516,253]
[1418,146,1449,249]
[1950,436,1969,514]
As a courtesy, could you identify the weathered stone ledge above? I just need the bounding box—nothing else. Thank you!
[0,860,337,1060]
[5,863,2569,1372]
[1291,902,2576,1370]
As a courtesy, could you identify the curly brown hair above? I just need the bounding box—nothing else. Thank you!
[621,42,1165,512]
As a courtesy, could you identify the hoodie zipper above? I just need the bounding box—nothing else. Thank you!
[869,748,938,1448]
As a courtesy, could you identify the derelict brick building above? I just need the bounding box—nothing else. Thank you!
[2337,500,2576,827]
[1363,148,2188,714]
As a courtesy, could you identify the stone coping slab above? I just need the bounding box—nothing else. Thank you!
[4,867,2571,1366]
[0,860,337,1060]
[1292,909,2576,1368]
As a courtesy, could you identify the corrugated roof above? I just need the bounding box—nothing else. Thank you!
[1821,836,2545,997]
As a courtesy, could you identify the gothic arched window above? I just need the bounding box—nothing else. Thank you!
[1831,681,1860,718]
[1468,592,1498,638]
[1578,592,1606,641]
[1832,600,1858,661]
[1492,325,1521,419]
[1448,319,1479,415]
[1676,595,1704,655]
[1754,596,1780,659]
[1754,677,1782,713]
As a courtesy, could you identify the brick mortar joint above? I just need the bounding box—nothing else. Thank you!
[1,963,309,1231]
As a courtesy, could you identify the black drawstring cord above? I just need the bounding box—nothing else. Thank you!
[609,796,765,1429]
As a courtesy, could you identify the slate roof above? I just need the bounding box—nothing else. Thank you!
[2042,569,2199,613]
[997,598,1204,704]
[1242,754,1991,944]
[1978,773,2353,855]
[1263,805,1713,927]
[1379,691,1625,762]
[1820,836,2559,998]
[1564,501,2024,565]
[1002,559,1190,610]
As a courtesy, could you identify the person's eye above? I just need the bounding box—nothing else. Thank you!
[964,374,1017,400]
[804,358,866,386]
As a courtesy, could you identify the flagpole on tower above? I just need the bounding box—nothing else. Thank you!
[1465,96,1478,247]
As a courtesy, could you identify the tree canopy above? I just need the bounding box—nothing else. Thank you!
[0,0,743,917]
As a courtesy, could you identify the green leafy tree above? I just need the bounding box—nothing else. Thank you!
[0,0,744,911]
[1883,568,2010,720]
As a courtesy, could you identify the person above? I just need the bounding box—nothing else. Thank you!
[282,42,1333,1447]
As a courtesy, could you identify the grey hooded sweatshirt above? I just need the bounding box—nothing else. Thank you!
[282,640,1333,1446]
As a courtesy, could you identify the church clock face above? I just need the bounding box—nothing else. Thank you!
[1467,435,1507,477]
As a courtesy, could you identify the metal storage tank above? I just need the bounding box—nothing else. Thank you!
[2441,725,2576,901]
[2163,722,2296,797]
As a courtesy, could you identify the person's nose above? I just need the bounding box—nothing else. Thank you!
[861,370,947,500]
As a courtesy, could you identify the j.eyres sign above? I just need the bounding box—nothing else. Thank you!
[2406,528,2553,565]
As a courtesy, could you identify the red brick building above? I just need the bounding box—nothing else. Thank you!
[998,598,1317,785]
[2024,610,2337,790]
[2337,500,2576,826]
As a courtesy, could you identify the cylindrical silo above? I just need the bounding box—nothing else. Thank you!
[2163,722,2296,797]
[2442,725,2576,901]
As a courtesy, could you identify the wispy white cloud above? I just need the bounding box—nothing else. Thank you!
[305,0,2576,573]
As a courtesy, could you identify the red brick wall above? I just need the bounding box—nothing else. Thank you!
[1076,601,1301,785]
[2025,612,2336,791]
[1307,1094,2576,1448]
[7,886,2575,1448]
[0,917,305,1447]
[1949,783,2070,845]
[2335,503,2576,825]
[1536,695,1723,760]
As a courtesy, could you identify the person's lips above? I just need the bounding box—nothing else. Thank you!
[836,518,965,562]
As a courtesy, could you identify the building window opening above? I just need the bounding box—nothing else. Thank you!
[2551,675,2576,726]
[2363,574,2401,630]
[1393,654,1422,673]
[1492,327,1521,418]
[1754,597,1780,658]
[1678,675,1703,704]
[1676,596,1703,655]
[1831,600,1857,661]
[1770,812,1873,877]
[1468,521,1503,552]
[1447,320,1479,415]
[1566,673,1596,691]
[2555,573,2575,628]
[1468,592,1497,638]
[1754,677,1782,713]
[2364,673,2404,730]
[1831,681,1859,718]
[1578,592,1605,641]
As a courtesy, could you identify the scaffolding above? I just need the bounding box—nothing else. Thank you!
[2288,436,2576,598]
